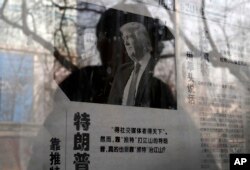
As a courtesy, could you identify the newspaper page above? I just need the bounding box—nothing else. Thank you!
[0,0,249,170]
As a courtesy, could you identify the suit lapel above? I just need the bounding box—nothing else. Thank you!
[135,57,155,105]
[121,62,134,89]
[117,62,134,103]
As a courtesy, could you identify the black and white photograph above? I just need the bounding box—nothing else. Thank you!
[58,4,177,110]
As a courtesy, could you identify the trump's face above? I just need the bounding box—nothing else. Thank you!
[120,23,152,62]
[121,31,138,61]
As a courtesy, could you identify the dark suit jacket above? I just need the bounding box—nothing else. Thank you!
[108,58,177,109]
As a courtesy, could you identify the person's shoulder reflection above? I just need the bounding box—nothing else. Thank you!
[58,65,111,103]
[57,9,120,103]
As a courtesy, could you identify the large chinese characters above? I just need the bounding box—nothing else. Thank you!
[73,112,91,170]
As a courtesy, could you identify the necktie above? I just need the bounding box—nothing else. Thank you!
[127,63,141,106]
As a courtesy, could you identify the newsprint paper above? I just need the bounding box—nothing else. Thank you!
[0,0,249,170]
